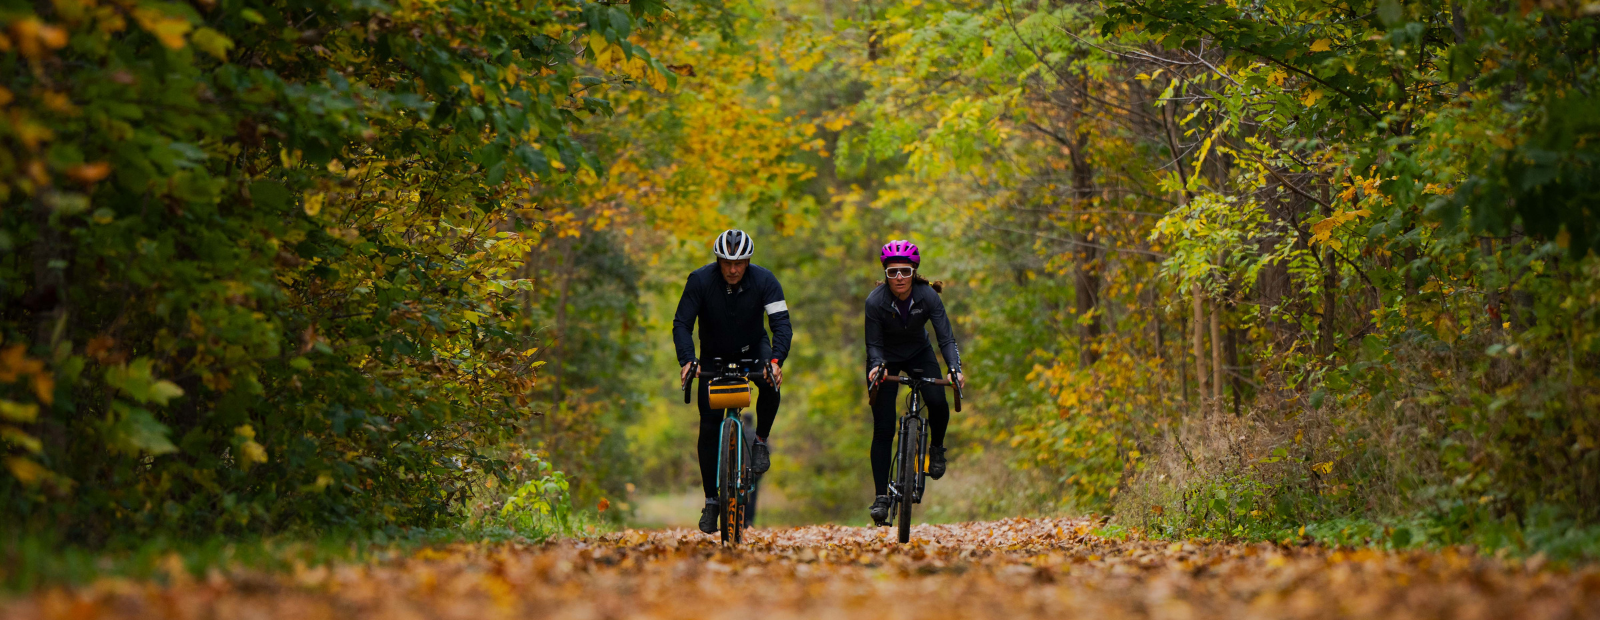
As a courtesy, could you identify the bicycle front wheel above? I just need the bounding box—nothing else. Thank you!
[896,416,923,543]
[718,416,744,545]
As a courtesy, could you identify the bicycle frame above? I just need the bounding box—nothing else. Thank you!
[688,358,767,544]
[716,408,746,519]
[887,384,930,516]
[871,369,961,543]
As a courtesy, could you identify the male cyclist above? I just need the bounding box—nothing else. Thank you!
[864,240,965,526]
[673,229,791,535]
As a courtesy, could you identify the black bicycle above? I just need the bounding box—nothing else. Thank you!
[683,358,768,545]
[870,368,962,543]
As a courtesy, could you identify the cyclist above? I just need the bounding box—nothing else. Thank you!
[673,229,791,535]
[864,240,965,526]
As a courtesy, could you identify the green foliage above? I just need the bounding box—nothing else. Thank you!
[495,457,574,538]
[4,0,1590,561]
[0,0,686,539]
[764,0,1600,554]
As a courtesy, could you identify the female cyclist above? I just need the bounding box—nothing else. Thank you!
[863,240,966,526]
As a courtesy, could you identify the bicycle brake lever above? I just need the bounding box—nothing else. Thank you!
[681,361,698,404]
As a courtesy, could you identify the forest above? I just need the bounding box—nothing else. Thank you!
[3,0,1599,579]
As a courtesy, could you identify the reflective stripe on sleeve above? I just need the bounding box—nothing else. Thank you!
[764,300,788,315]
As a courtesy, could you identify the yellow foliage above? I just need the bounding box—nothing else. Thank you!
[0,400,39,423]
[303,193,325,216]
[131,7,192,49]
[5,455,47,485]
[582,28,815,241]
[1310,208,1371,248]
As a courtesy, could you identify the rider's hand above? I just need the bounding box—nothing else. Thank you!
[681,361,696,385]
[950,371,966,390]
[868,365,884,386]
[768,359,783,389]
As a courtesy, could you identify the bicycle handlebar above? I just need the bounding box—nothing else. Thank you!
[880,375,955,386]
[868,368,963,413]
[681,359,770,404]
[696,369,767,379]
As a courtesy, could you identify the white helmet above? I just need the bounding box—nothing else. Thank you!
[712,229,754,260]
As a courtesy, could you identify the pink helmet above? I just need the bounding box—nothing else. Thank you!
[879,240,920,266]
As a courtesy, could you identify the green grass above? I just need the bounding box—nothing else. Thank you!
[1132,503,1600,563]
[1,529,403,594]
[1,509,617,594]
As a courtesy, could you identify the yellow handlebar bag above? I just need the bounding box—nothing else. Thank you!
[706,378,752,409]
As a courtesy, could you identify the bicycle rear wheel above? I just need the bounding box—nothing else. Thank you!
[718,416,744,545]
[896,416,923,543]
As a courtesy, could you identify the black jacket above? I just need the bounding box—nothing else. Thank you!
[673,263,792,366]
[864,282,962,374]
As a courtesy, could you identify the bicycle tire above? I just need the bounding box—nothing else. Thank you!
[742,412,759,528]
[719,416,743,545]
[921,412,934,504]
[886,424,901,527]
[897,416,922,543]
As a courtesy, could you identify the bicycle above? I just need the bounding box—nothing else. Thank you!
[869,367,962,543]
[683,358,769,545]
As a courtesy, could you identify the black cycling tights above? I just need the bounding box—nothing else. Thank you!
[697,375,779,499]
[870,350,950,496]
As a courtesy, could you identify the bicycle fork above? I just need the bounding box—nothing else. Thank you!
[889,417,907,507]
[716,413,746,497]
[889,414,927,507]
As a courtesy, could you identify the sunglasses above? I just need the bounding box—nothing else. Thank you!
[885,267,916,279]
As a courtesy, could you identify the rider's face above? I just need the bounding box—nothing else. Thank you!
[719,258,749,285]
[886,261,915,297]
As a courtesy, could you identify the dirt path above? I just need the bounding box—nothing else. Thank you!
[8,518,1600,619]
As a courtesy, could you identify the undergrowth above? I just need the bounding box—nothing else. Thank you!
[2,457,614,593]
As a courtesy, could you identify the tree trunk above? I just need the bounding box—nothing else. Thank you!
[30,195,69,350]
[1227,324,1242,416]
[1318,251,1337,357]
[1481,237,1504,333]
[1074,245,1102,367]
[1069,100,1101,368]
[1150,289,1168,402]
[1317,195,1338,358]
[1177,311,1190,409]
[1210,296,1223,417]
[1192,287,1207,415]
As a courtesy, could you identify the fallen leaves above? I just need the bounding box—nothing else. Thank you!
[4,518,1598,619]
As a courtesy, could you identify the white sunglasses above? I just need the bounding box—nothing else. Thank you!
[884,267,916,279]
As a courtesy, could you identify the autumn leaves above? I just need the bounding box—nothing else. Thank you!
[7,519,1598,619]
